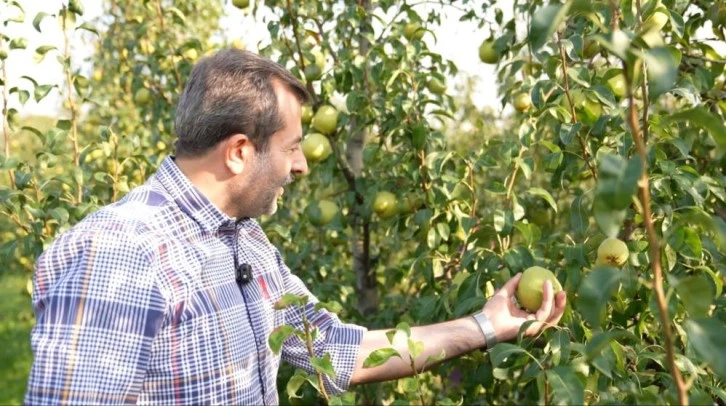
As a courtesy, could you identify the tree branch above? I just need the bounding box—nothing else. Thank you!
[0,33,14,189]
[623,62,689,406]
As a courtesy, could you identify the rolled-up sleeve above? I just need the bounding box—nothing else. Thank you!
[278,261,366,395]
[25,230,167,405]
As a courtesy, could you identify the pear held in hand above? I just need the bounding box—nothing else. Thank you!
[516,266,563,312]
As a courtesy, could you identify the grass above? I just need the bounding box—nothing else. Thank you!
[0,272,34,405]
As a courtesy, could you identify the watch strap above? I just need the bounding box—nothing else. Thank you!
[472,311,497,350]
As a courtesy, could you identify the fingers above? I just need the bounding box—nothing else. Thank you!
[495,273,522,298]
[527,283,566,336]
[535,281,554,322]
[546,291,567,324]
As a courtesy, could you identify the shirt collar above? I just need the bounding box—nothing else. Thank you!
[154,156,236,233]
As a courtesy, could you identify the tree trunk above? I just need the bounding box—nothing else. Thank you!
[350,0,378,316]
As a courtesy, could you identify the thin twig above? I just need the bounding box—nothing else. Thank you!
[0,34,14,189]
[635,0,650,144]
[505,147,525,203]
[302,316,330,403]
[154,0,183,92]
[557,34,598,180]
[62,6,82,204]
[284,0,318,104]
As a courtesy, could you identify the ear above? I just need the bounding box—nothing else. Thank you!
[223,133,254,175]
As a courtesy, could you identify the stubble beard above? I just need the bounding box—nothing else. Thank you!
[243,152,293,218]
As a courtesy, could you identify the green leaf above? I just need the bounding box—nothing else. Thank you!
[558,122,582,146]
[644,47,679,99]
[329,392,356,406]
[577,266,624,326]
[68,0,84,16]
[514,222,541,246]
[9,38,28,50]
[32,12,50,32]
[310,353,336,379]
[593,199,627,238]
[268,325,295,354]
[15,170,32,189]
[75,22,100,36]
[166,7,187,24]
[363,348,401,368]
[273,293,308,310]
[396,322,411,338]
[314,301,342,314]
[425,348,446,366]
[570,194,589,236]
[494,209,514,235]
[408,338,424,359]
[667,228,702,259]
[585,330,634,361]
[528,187,558,213]
[546,366,585,406]
[684,318,726,378]
[675,276,714,318]
[285,372,308,399]
[549,329,570,365]
[34,84,54,102]
[48,207,69,224]
[596,154,642,210]
[669,11,685,38]
[590,345,616,379]
[34,45,56,64]
[453,295,486,318]
[17,89,30,105]
[528,3,571,51]
[490,343,528,368]
[661,107,726,152]
[597,30,631,60]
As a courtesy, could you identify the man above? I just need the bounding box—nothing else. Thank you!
[26,49,566,404]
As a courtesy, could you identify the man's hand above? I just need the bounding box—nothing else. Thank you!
[481,273,567,344]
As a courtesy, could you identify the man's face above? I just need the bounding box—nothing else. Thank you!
[237,83,308,218]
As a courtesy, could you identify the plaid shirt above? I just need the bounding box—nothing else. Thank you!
[26,156,366,405]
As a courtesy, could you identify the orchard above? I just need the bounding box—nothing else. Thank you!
[1,0,725,404]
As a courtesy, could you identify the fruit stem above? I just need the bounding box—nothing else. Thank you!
[505,147,524,213]
[623,61,689,406]
[556,34,598,181]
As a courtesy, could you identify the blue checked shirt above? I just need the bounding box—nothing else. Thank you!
[26,156,366,405]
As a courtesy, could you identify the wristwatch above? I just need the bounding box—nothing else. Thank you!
[472,311,497,350]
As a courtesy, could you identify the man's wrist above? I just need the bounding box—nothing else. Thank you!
[472,311,497,350]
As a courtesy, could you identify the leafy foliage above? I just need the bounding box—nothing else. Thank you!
[1,0,724,404]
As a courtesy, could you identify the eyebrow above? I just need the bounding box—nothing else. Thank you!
[288,135,303,147]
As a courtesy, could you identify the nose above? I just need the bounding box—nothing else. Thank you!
[293,150,309,176]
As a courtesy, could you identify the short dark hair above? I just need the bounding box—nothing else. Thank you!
[174,49,309,157]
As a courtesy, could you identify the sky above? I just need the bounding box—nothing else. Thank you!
[1,1,503,121]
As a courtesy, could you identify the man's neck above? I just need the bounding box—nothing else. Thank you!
[174,155,236,219]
